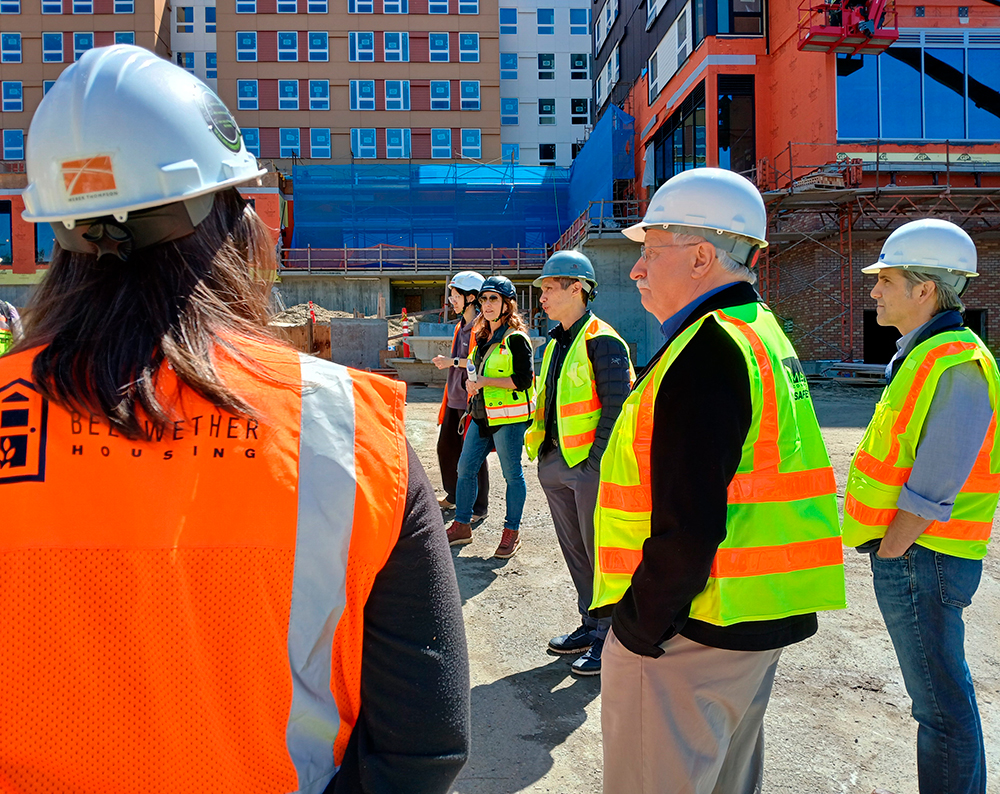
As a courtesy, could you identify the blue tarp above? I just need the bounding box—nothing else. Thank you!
[567,106,636,224]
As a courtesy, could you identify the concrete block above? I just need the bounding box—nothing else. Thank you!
[329,318,388,370]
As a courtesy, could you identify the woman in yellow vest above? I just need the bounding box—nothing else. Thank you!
[446,275,535,559]
[0,46,469,794]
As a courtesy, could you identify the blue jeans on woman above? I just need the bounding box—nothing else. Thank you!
[870,543,985,794]
[455,421,527,531]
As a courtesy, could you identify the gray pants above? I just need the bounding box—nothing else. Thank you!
[537,449,610,638]
[601,629,782,794]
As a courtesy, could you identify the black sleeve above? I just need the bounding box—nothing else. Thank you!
[610,320,753,658]
[508,334,534,392]
[585,336,632,470]
[332,442,470,794]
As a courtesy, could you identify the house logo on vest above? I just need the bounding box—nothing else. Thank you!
[0,379,48,484]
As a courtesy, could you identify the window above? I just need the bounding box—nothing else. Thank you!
[570,7,588,34]
[277,0,295,11]
[595,0,617,50]
[460,80,480,110]
[115,31,135,44]
[459,0,476,13]
[571,53,589,79]
[429,32,449,62]
[0,0,19,14]
[351,128,376,158]
[428,0,447,12]
[461,128,480,158]
[539,143,555,165]
[308,31,328,61]
[431,128,451,158]
[430,80,450,110]
[538,98,556,125]
[311,128,331,159]
[3,129,24,160]
[176,7,193,33]
[386,128,411,158]
[278,31,298,61]
[499,7,516,33]
[238,79,258,110]
[1,33,21,63]
[205,6,216,32]
[349,0,373,11]
[43,80,55,94]
[205,51,217,78]
[500,97,518,124]
[308,0,327,11]
[500,52,517,79]
[596,42,619,106]
[36,221,57,263]
[538,53,555,79]
[2,82,22,112]
[647,0,663,27]
[385,80,410,110]
[718,74,755,173]
[572,142,584,159]
[459,32,478,62]
[42,32,63,63]
[73,0,92,12]
[717,0,763,35]
[176,51,194,72]
[310,79,330,110]
[651,80,706,185]
[647,7,692,102]
[349,31,374,61]
[74,32,94,60]
[236,0,254,12]
[243,128,260,157]
[501,143,519,163]
[279,79,299,110]
[350,79,375,110]
[571,97,588,123]
[537,7,554,33]
[237,31,257,61]
[113,0,133,10]
[279,128,300,158]
[384,31,409,61]
[42,0,60,12]
[384,0,407,11]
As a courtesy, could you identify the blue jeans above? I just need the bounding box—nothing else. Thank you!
[870,543,985,794]
[455,421,527,531]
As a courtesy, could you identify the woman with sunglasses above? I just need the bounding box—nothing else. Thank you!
[446,275,535,559]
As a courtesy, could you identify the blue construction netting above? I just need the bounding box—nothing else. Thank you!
[567,106,636,223]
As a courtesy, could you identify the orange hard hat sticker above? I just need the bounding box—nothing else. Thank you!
[62,155,117,197]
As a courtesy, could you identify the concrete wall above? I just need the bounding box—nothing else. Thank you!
[275,275,390,316]
[0,285,38,308]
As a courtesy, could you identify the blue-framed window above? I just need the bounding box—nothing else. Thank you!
[431,128,451,159]
[570,7,588,34]
[500,97,518,124]
[206,51,217,78]
[279,79,299,110]
[461,128,481,159]
[429,32,449,62]
[236,31,257,61]
[73,0,92,12]
[279,128,300,158]
[500,52,517,79]
[350,79,375,110]
[43,80,55,94]
[2,82,22,112]
[278,31,297,61]
[238,80,258,110]
[501,143,519,163]
[205,6,216,31]
[430,80,450,110]
[537,7,554,33]
[176,6,193,32]
[384,31,409,61]
[571,52,588,79]
[307,0,327,11]
[176,51,194,72]
[236,0,254,11]
[243,127,260,157]
[115,31,135,44]
[428,0,447,12]
[1,33,22,63]
[349,31,374,61]
[459,0,476,13]
[113,0,133,10]
[277,0,295,11]
[349,0,373,10]
[42,32,62,63]
[460,80,479,110]
[385,79,410,110]
[42,0,60,12]
[309,79,330,110]
[499,7,516,33]
[386,128,410,159]
[538,52,554,79]
[310,128,331,159]
[74,32,93,60]
[2,129,24,160]
[539,98,556,124]
[308,31,328,61]
[459,32,478,62]
[0,0,20,15]
[384,0,406,11]
[351,127,376,158]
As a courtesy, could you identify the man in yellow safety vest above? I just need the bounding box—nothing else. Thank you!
[592,168,846,794]
[843,219,997,794]
[524,250,633,676]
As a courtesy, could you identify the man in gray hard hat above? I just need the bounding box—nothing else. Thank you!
[524,250,633,676]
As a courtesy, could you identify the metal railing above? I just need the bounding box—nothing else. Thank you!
[279,244,548,273]
[552,200,648,251]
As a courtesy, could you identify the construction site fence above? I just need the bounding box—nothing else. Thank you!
[280,244,549,273]
[553,200,648,252]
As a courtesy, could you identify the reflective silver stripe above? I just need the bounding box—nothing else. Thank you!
[286,354,358,794]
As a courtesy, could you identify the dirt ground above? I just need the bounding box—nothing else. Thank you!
[403,381,1000,794]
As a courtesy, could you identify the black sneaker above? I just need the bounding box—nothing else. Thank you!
[571,635,604,676]
[548,624,594,654]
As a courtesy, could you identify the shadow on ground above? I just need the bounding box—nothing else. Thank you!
[452,550,510,605]
[406,385,446,404]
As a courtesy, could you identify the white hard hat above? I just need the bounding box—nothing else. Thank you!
[863,219,978,290]
[449,271,486,293]
[624,168,768,264]
[23,45,265,226]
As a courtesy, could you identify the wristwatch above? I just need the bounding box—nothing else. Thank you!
[453,357,460,367]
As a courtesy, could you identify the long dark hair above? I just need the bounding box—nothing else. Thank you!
[19,188,282,439]
[473,295,528,348]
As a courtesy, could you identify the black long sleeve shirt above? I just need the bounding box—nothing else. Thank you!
[607,283,818,657]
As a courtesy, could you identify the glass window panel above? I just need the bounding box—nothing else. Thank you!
[500,97,518,124]
[570,8,588,33]
[836,54,877,138]
[243,128,260,157]
[310,79,330,109]
[967,49,1000,140]
[115,31,134,44]
[42,32,62,63]
[924,48,965,139]
[205,6,216,31]
[537,7,554,33]
[431,128,451,158]
[501,143,519,163]
[279,128,300,158]
[499,7,516,33]
[500,52,517,79]
[880,49,922,139]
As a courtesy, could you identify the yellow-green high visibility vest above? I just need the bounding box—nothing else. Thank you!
[0,329,12,357]
[525,315,635,467]
[592,302,846,626]
[480,328,536,426]
[843,329,1000,560]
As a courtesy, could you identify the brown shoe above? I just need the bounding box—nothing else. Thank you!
[494,528,520,559]
[446,521,473,546]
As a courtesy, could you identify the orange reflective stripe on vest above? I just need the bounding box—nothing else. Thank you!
[710,535,843,578]
[845,494,993,542]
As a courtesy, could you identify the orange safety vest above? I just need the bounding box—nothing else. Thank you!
[0,341,408,794]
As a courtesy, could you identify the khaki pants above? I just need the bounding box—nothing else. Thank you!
[601,629,781,794]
